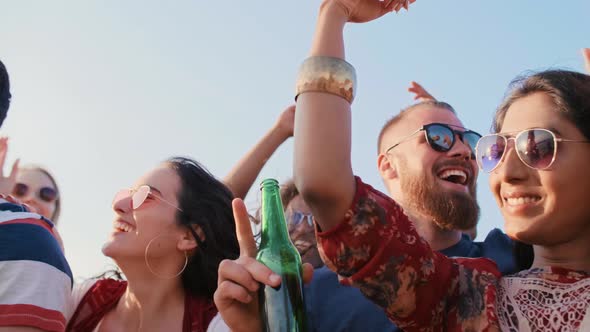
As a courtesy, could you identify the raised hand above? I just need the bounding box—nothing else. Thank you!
[0,137,19,196]
[274,104,295,139]
[214,199,313,332]
[582,48,590,74]
[324,0,416,23]
[214,199,279,332]
[408,81,436,101]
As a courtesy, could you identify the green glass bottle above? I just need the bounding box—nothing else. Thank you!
[256,178,308,332]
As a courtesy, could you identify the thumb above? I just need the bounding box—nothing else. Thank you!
[232,198,257,258]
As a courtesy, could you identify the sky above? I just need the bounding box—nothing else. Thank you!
[1,1,588,279]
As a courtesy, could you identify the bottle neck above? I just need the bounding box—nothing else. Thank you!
[260,185,291,245]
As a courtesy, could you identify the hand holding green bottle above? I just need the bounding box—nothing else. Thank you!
[214,198,314,332]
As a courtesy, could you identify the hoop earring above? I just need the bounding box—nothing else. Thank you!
[144,234,188,279]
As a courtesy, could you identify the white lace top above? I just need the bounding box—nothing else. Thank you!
[496,267,590,332]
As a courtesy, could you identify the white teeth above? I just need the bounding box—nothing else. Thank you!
[114,221,134,232]
[438,169,467,184]
[506,196,540,206]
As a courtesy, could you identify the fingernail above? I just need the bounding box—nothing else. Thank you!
[269,273,281,284]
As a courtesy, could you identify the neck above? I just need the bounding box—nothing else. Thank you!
[403,208,462,251]
[112,259,186,330]
[532,235,590,273]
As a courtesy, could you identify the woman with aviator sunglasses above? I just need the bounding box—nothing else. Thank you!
[67,157,239,331]
[309,68,590,331]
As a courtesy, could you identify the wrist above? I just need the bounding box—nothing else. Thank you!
[319,1,349,25]
[271,123,292,141]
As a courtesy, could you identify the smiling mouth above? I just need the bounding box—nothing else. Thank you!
[438,169,468,185]
[114,221,135,233]
[504,196,541,206]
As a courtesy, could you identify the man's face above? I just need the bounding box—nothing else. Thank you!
[380,106,480,230]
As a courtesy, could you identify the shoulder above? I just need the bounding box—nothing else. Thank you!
[67,279,127,331]
[475,228,517,275]
[482,228,513,246]
[0,210,72,331]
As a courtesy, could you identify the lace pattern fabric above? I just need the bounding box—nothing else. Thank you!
[497,267,590,332]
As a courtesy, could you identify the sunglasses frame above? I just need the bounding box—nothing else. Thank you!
[12,182,59,203]
[385,123,482,156]
[114,185,183,212]
[476,128,590,173]
[287,211,314,228]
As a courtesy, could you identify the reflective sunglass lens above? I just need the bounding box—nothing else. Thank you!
[476,135,506,172]
[13,183,28,197]
[516,129,555,169]
[39,187,58,203]
[426,125,454,151]
[463,132,482,155]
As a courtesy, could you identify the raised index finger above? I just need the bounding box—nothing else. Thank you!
[232,198,257,258]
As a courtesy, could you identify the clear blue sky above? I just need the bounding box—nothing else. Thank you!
[1,1,588,279]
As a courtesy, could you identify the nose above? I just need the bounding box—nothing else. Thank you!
[494,140,529,182]
[112,194,132,214]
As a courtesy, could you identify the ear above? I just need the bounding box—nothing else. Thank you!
[177,225,205,252]
[377,153,397,180]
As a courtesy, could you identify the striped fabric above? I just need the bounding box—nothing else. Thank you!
[0,196,72,332]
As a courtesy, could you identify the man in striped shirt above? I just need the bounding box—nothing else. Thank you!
[0,59,73,332]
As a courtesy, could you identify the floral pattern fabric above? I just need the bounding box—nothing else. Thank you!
[316,177,590,331]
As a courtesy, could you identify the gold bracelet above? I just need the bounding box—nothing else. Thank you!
[295,56,356,104]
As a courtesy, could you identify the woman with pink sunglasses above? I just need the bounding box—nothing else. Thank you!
[66,157,239,332]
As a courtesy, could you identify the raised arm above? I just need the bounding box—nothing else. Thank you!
[223,105,294,199]
[294,0,406,231]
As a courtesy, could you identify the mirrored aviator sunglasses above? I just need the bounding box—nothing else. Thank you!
[422,123,482,157]
[288,211,314,227]
[475,128,590,173]
[12,183,58,203]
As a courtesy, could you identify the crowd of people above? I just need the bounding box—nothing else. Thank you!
[1,0,589,331]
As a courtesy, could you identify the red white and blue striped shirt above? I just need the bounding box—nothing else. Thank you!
[0,196,72,332]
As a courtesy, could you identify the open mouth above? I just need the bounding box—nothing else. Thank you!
[504,196,541,206]
[114,220,135,233]
[437,169,468,185]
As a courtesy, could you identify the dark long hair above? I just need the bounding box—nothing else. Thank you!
[167,157,239,299]
[493,70,590,270]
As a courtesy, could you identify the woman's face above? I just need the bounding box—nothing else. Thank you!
[103,164,186,263]
[490,92,590,246]
[286,195,323,269]
[14,168,58,221]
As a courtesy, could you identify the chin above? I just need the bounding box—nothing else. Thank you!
[101,240,120,258]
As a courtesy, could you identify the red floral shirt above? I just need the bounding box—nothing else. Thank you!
[316,177,590,331]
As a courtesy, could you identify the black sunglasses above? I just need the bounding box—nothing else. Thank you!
[386,123,482,157]
[12,183,58,203]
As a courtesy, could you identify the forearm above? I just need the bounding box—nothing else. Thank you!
[224,126,290,199]
[294,3,356,231]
